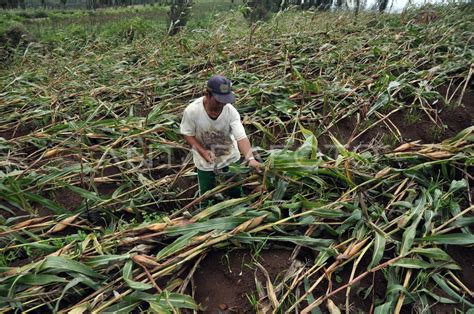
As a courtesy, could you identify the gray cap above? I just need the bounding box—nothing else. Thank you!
[207,75,236,104]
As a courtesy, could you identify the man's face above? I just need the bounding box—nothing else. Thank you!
[209,95,226,109]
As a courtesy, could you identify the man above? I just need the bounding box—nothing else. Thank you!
[180,75,260,201]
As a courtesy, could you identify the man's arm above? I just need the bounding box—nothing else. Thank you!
[184,135,215,163]
[180,107,215,163]
[229,106,261,171]
[237,137,261,171]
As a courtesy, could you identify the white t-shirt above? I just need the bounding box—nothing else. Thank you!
[180,97,247,171]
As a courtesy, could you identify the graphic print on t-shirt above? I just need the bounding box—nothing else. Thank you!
[201,130,234,157]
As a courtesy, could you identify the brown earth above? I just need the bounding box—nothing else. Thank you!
[427,245,474,313]
[0,121,38,140]
[193,247,474,313]
[193,249,388,313]
[447,245,474,292]
[193,249,294,313]
[318,85,473,155]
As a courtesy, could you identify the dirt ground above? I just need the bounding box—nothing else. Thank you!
[193,246,474,313]
[193,249,295,313]
[193,249,385,313]
[318,85,473,154]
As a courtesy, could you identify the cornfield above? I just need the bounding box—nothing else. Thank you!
[0,3,473,313]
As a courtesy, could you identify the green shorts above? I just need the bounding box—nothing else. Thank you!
[197,163,243,205]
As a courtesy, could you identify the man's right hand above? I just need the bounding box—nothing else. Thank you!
[184,136,216,164]
[201,150,216,163]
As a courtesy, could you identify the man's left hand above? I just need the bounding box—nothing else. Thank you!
[248,159,262,173]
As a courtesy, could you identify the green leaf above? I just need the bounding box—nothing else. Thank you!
[451,217,474,228]
[84,254,130,267]
[121,291,198,310]
[420,234,474,245]
[299,127,318,159]
[124,278,153,291]
[400,195,426,255]
[156,231,199,260]
[54,277,86,313]
[432,274,474,307]
[448,179,467,193]
[374,301,393,314]
[38,256,104,279]
[393,258,460,270]
[123,260,153,291]
[450,126,474,142]
[330,135,348,157]
[102,301,139,313]
[393,258,433,269]
[155,291,199,310]
[411,248,452,261]
[234,234,334,249]
[123,260,133,280]
[18,274,67,285]
[368,232,386,269]
[302,201,346,218]
[164,217,247,236]
[193,196,254,221]
[336,209,361,235]
[304,277,321,314]
[272,179,289,201]
[66,184,102,202]
[368,93,390,117]
[24,192,65,214]
[419,289,456,304]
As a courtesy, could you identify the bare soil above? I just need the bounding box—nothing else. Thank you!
[447,246,474,292]
[193,249,388,313]
[318,85,473,155]
[193,247,474,313]
[193,249,294,313]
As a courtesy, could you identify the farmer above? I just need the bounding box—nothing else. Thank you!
[180,75,260,201]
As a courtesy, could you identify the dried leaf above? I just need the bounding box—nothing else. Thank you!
[49,214,80,233]
[327,299,341,314]
[375,167,391,178]
[147,222,168,232]
[44,148,61,158]
[393,141,419,152]
[13,216,50,229]
[132,254,161,268]
[424,151,453,159]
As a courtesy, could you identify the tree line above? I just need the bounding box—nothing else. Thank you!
[1,0,391,12]
[0,0,168,10]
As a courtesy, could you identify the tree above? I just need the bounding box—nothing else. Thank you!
[6,0,19,8]
[168,0,192,36]
[242,0,278,23]
[301,0,332,10]
[377,0,389,12]
[60,0,67,9]
[86,0,97,10]
[315,0,332,10]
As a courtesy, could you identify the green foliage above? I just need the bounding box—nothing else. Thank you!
[100,17,154,42]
